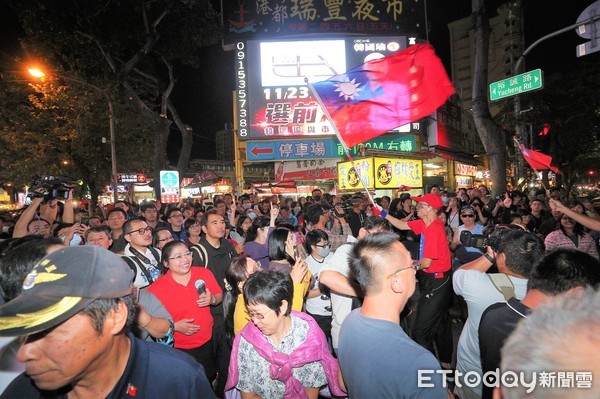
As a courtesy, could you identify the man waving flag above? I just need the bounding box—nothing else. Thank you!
[309,43,455,147]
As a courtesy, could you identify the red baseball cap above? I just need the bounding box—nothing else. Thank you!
[412,194,443,210]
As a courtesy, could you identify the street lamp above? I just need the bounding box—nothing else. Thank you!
[27,68,119,203]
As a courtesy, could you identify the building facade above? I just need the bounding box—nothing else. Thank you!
[448,0,525,115]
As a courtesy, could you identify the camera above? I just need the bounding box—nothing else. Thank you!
[459,230,486,250]
[495,192,511,202]
[337,200,354,211]
[27,175,76,202]
[460,224,523,251]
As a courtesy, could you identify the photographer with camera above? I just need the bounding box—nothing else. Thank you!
[305,203,350,252]
[452,228,544,399]
[13,176,76,239]
[12,197,52,239]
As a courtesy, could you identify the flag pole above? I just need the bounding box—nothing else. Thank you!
[513,138,550,192]
[305,78,378,207]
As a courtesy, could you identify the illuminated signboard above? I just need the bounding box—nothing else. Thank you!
[117,174,147,184]
[235,36,411,140]
[160,170,180,204]
[222,1,425,41]
[455,162,478,176]
[337,157,423,190]
[274,159,338,182]
[246,135,417,161]
[337,158,374,190]
[374,158,422,189]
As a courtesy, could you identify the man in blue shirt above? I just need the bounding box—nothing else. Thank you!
[277,205,298,227]
[338,233,447,398]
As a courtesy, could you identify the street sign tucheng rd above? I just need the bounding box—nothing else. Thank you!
[489,69,543,101]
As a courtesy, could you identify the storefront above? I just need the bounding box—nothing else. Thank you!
[337,157,424,198]
[454,162,478,189]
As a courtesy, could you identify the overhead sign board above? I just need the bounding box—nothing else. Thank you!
[222,1,424,42]
[576,0,600,57]
[489,69,543,101]
[246,135,416,161]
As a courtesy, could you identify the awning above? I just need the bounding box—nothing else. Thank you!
[431,147,484,166]
[188,170,221,186]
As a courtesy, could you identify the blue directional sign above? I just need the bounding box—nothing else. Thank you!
[246,136,416,161]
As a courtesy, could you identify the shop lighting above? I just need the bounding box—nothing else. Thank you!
[424,163,442,169]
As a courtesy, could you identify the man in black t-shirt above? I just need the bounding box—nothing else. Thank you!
[191,209,238,397]
[478,248,600,399]
[345,196,367,238]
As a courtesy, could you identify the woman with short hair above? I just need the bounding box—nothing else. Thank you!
[148,240,222,381]
[225,271,345,399]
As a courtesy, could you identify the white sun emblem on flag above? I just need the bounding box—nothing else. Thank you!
[334,76,363,101]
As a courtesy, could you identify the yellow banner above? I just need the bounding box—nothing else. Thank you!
[374,158,423,189]
[337,159,374,190]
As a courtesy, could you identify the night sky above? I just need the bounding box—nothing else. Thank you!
[2,0,598,162]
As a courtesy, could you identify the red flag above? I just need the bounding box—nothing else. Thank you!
[126,384,137,396]
[538,123,550,136]
[397,185,412,194]
[312,43,454,147]
[518,143,559,173]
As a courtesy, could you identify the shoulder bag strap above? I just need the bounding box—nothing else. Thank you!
[487,273,516,301]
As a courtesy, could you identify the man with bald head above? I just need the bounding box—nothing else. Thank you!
[337,233,447,397]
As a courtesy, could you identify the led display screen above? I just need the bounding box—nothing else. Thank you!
[235,36,410,140]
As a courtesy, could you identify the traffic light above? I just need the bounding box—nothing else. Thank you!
[531,122,550,152]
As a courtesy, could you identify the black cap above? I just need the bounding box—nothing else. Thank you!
[0,246,134,337]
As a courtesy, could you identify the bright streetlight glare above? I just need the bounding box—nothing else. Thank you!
[24,65,119,202]
[27,68,46,78]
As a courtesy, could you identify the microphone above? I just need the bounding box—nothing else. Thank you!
[194,279,206,296]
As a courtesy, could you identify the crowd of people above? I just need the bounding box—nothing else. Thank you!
[0,184,599,398]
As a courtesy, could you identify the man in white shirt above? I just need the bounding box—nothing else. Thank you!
[453,229,544,399]
[319,216,393,354]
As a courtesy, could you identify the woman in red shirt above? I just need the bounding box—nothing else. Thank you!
[148,240,223,381]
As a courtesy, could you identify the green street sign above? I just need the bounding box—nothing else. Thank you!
[489,69,543,101]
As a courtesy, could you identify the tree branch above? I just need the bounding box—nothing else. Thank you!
[160,55,176,117]
[75,31,118,74]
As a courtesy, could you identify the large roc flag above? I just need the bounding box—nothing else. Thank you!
[311,43,455,147]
